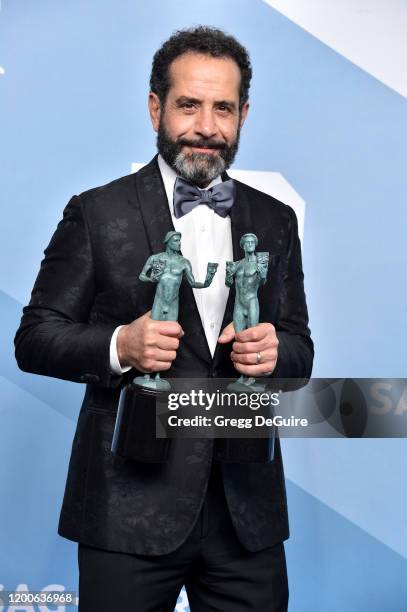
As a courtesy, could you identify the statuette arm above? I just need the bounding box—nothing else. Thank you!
[184,261,218,288]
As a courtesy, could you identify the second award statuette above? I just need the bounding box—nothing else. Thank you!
[226,232,269,392]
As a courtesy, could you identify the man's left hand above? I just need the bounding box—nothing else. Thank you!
[218,322,278,376]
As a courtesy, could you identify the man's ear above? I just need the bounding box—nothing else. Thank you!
[148,92,161,132]
[239,101,249,129]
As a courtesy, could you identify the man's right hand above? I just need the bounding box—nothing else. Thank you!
[116,312,184,372]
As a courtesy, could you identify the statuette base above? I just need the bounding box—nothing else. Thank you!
[133,373,171,391]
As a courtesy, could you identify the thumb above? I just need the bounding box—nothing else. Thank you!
[218,322,235,344]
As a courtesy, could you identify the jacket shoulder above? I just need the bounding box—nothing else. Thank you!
[234,178,296,222]
[77,171,138,205]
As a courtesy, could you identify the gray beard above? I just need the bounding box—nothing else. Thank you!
[173,151,227,185]
[157,119,240,187]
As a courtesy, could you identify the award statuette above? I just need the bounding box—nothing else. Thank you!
[215,232,275,463]
[225,233,269,392]
[111,231,218,462]
[136,230,218,390]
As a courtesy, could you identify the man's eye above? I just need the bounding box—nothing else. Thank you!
[181,102,195,109]
[217,105,230,113]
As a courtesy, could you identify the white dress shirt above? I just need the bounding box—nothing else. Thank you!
[110,154,233,374]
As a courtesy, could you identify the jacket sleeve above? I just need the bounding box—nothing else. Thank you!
[14,193,123,388]
[270,205,314,379]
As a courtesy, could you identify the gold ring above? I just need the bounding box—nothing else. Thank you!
[256,352,262,364]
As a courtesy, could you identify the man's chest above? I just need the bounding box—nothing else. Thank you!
[85,190,287,328]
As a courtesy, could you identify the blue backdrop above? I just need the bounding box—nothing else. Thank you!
[1,1,406,610]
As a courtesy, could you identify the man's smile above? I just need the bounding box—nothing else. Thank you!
[187,146,220,154]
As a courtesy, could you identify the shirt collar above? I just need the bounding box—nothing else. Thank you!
[157,154,222,210]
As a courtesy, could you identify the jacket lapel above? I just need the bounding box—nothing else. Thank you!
[135,156,212,365]
[135,156,174,253]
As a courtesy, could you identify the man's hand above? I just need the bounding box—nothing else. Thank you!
[117,312,184,372]
[218,322,278,376]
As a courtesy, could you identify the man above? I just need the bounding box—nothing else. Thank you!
[15,26,313,612]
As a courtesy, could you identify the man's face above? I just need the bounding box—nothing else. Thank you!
[149,52,249,186]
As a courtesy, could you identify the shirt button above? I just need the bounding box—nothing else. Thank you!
[210,322,215,329]
[200,226,206,232]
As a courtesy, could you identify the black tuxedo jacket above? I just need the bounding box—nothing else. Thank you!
[14,156,313,555]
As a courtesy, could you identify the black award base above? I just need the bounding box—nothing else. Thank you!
[214,434,275,463]
[111,382,170,463]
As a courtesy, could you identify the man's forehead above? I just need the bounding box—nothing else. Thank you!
[167,52,241,97]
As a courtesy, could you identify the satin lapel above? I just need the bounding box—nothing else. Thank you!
[135,156,175,254]
[135,156,212,365]
[212,180,256,369]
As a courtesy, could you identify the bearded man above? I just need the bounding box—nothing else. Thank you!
[15,26,313,612]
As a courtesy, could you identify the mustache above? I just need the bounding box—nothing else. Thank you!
[177,138,227,151]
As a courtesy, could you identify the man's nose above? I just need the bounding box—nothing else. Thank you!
[194,108,218,139]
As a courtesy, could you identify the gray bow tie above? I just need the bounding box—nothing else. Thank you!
[173,177,235,219]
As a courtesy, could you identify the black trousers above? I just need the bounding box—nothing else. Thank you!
[78,461,288,612]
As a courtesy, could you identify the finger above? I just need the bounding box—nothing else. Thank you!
[141,347,176,363]
[232,337,271,354]
[233,361,277,376]
[150,361,174,372]
[235,323,275,343]
[155,361,173,371]
[231,348,277,365]
[153,348,177,362]
[156,335,180,351]
[218,322,235,344]
[153,320,184,337]
[140,360,174,373]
